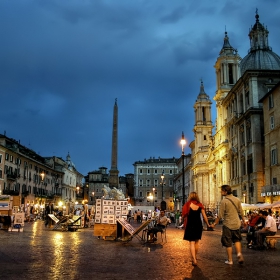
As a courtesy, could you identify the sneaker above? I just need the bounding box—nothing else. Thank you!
[225,260,233,265]
[237,253,244,264]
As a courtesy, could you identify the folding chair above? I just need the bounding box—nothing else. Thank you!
[48,214,68,231]
[67,215,81,231]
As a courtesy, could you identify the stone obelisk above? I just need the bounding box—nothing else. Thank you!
[109,98,119,188]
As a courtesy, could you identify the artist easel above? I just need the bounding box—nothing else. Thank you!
[116,218,151,242]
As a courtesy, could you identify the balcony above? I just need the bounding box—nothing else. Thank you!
[7,173,17,181]
[3,189,19,195]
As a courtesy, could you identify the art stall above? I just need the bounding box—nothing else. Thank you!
[93,186,129,240]
[93,186,131,240]
[0,195,13,230]
[0,195,24,232]
[93,187,149,242]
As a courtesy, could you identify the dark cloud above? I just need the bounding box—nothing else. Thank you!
[1,0,280,176]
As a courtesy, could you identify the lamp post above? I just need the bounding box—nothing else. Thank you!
[40,171,45,206]
[180,132,186,206]
[160,172,165,210]
[91,191,95,205]
[152,187,155,208]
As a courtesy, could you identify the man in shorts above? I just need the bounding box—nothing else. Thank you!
[211,185,246,265]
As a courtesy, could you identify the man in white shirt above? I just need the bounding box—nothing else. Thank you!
[254,210,277,250]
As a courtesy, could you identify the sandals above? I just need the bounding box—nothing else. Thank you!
[192,261,197,266]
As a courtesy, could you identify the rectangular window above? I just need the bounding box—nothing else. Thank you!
[154,179,158,186]
[147,169,150,175]
[139,191,142,197]
[247,157,253,174]
[146,179,150,186]
[271,148,277,165]
[228,63,233,84]
[270,116,275,130]
[10,155,13,162]
[269,94,274,109]
[139,179,143,186]
[169,169,173,174]
[0,169,2,179]
[0,154,2,163]
[272,178,277,185]
[5,153,9,160]
[245,91,250,106]
[139,169,142,174]
[154,169,157,174]
[169,179,173,186]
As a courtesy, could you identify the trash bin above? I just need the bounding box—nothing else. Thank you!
[207,217,215,231]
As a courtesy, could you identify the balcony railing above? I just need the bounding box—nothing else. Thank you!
[7,173,18,181]
[3,189,19,195]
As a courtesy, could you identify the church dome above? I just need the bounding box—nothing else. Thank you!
[240,12,280,75]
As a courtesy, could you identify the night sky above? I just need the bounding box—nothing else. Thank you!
[1,0,280,176]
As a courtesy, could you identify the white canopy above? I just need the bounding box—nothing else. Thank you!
[240,202,280,210]
[270,201,280,208]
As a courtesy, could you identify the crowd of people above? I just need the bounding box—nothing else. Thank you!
[139,184,279,267]
[243,209,278,250]
[23,184,279,267]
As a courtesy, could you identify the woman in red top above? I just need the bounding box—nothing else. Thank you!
[182,192,210,266]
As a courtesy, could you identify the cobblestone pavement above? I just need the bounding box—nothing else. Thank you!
[0,220,279,280]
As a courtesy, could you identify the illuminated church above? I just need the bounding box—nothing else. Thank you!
[189,11,280,209]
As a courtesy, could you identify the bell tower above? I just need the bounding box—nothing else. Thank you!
[214,31,241,132]
[193,81,213,205]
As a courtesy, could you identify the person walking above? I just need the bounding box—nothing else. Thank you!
[211,185,246,265]
[182,192,210,266]
[45,202,54,228]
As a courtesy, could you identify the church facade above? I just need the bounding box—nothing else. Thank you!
[189,12,280,210]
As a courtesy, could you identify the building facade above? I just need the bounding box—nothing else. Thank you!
[86,167,109,205]
[190,12,280,209]
[133,157,178,211]
[259,81,280,203]
[0,133,83,210]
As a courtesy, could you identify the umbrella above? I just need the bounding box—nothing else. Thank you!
[271,201,280,208]
[241,203,257,210]
[256,203,272,209]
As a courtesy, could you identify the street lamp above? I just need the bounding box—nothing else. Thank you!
[40,172,45,206]
[152,187,155,207]
[160,172,165,210]
[148,193,153,206]
[180,132,186,206]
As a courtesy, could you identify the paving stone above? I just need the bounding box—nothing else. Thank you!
[0,220,279,279]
